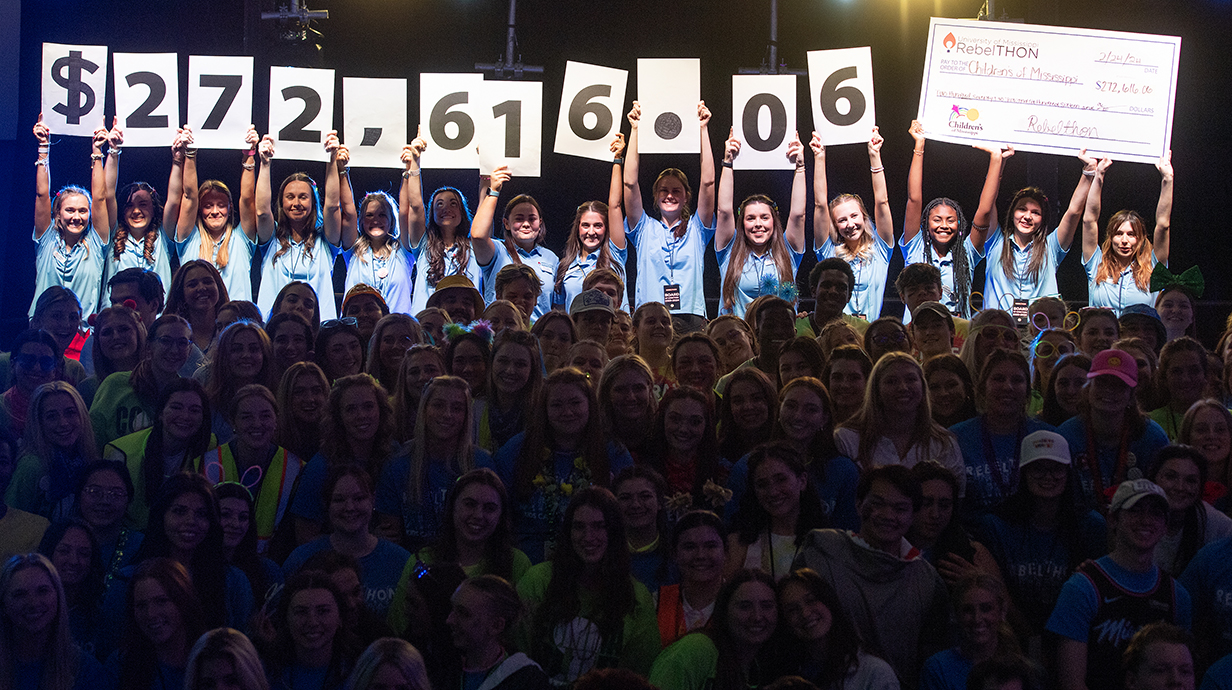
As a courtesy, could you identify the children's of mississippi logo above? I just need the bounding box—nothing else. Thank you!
[948,105,984,133]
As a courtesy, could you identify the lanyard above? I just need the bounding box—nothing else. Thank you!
[981,416,1026,497]
[1084,419,1133,508]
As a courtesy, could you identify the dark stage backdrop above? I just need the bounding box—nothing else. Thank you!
[3,0,1229,344]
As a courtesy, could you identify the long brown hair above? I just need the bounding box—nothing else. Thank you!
[425,187,473,287]
[351,191,399,264]
[166,260,231,318]
[554,201,617,294]
[112,182,164,264]
[999,187,1052,285]
[194,180,238,268]
[514,368,609,499]
[500,194,546,263]
[721,195,795,312]
[408,376,476,506]
[272,173,323,262]
[1095,210,1154,291]
[206,320,275,408]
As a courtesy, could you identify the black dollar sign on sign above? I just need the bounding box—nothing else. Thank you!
[51,50,100,125]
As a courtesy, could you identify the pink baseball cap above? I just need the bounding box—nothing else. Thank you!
[1087,349,1137,387]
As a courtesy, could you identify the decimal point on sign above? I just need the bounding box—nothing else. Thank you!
[654,112,683,140]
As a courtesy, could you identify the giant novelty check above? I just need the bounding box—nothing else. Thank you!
[917,18,1181,164]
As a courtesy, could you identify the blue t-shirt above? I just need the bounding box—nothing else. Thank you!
[551,241,629,311]
[1200,654,1232,690]
[493,432,634,563]
[32,225,106,326]
[257,233,343,320]
[625,212,716,317]
[815,230,894,321]
[103,232,174,295]
[974,510,1108,630]
[920,647,973,690]
[175,225,261,302]
[343,243,415,316]
[374,446,496,552]
[289,453,331,525]
[715,240,805,318]
[724,453,861,532]
[951,416,1056,521]
[981,229,1068,312]
[1045,555,1191,642]
[408,233,484,316]
[12,652,111,690]
[282,536,411,617]
[1179,536,1232,660]
[1083,250,1160,316]
[1057,417,1169,507]
[481,242,559,319]
[901,231,982,321]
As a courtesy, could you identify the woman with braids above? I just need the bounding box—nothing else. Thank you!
[714,129,807,318]
[518,487,660,684]
[902,120,1011,319]
[30,113,111,326]
[165,126,268,302]
[101,130,173,290]
[399,128,483,314]
[553,135,629,312]
[1082,153,1173,315]
[254,130,345,320]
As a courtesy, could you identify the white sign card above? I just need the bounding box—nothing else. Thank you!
[343,77,407,169]
[419,73,484,170]
[269,66,336,162]
[187,55,254,150]
[554,61,629,161]
[636,58,701,154]
[916,18,1181,163]
[807,47,877,146]
[112,53,179,147]
[41,43,108,136]
[731,75,797,170]
[477,80,543,177]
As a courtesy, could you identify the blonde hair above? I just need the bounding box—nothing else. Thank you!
[195,180,238,268]
[829,193,875,261]
[25,382,97,465]
[352,191,400,264]
[0,554,83,690]
[408,376,476,506]
[842,352,951,471]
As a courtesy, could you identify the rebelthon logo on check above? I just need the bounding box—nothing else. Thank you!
[942,31,1041,59]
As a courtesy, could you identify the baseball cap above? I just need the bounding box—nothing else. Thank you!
[427,275,485,316]
[1087,349,1137,387]
[569,289,615,317]
[1109,478,1168,514]
[1019,430,1071,468]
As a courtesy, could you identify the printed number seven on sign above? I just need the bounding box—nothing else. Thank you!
[420,74,484,170]
[807,47,876,146]
[188,55,254,150]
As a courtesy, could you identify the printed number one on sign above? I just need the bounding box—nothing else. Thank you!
[554,61,629,162]
[188,55,254,150]
[731,75,796,171]
[41,43,109,137]
[478,80,543,177]
[113,53,179,147]
[269,65,336,162]
[807,47,876,146]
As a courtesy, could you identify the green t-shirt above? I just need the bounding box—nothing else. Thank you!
[648,632,718,690]
[386,547,532,635]
[89,371,155,453]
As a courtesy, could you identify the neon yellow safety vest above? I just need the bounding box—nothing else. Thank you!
[194,444,304,553]
[104,428,219,529]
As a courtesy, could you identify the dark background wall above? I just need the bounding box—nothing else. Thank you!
[2,0,1229,345]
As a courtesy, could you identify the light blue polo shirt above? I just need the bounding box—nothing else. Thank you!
[625,213,716,317]
[175,225,260,302]
[902,231,982,321]
[344,243,415,316]
[981,229,1067,312]
[103,232,173,294]
[32,226,106,326]
[408,233,484,315]
[551,241,629,311]
[715,241,804,318]
[481,241,559,319]
[815,230,894,321]
[1083,251,1160,316]
[256,233,343,320]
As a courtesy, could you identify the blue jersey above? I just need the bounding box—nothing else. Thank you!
[1179,537,1232,660]
[175,225,261,302]
[625,212,716,317]
[343,243,415,316]
[32,226,106,326]
[950,416,1056,521]
[481,241,559,319]
[282,536,410,617]
[815,230,894,321]
[715,240,804,318]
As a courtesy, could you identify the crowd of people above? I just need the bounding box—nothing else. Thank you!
[2,103,1228,690]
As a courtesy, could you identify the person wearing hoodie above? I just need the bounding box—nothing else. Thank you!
[792,464,950,689]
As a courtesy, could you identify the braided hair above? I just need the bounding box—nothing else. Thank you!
[920,197,972,317]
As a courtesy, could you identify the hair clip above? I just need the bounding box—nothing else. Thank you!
[758,275,800,304]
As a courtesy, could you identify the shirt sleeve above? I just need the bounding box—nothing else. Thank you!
[1047,229,1069,261]
[1045,572,1100,641]
[1083,248,1102,281]
[815,235,837,262]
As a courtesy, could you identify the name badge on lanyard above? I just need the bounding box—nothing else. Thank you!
[663,284,682,311]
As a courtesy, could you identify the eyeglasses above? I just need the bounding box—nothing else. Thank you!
[154,336,191,350]
[1033,340,1076,359]
[872,331,908,346]
[82,485,128,501]
[14,354,56,371]
[321,317,359,330]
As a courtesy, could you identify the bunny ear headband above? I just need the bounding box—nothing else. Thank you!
[443,320,495,345]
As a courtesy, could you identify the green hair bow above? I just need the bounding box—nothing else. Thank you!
[1150,264,1204,299]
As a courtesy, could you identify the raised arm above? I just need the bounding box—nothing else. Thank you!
[33,115,52,237]
[715,128,739,252]
[1082,158,1112,263]
[90,126,111,242]
[103,118,121,233]
[696,101,716,227]
[254,135,277,244]
[336,146,357,250]
[321,131,342,246]
[867,127,893,246]
[1055,149,1098,251]
[237,126,259,242]
[399,126,428,252]
[607,133,627,250]
[1153,150,1173,266]
[785,133,807,254]
[810,131,834,250]
[163,129,188,240]
[622,102,645,228]
[902,120,926,244]
[469,166,511,266]
[969,142,1014,251]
